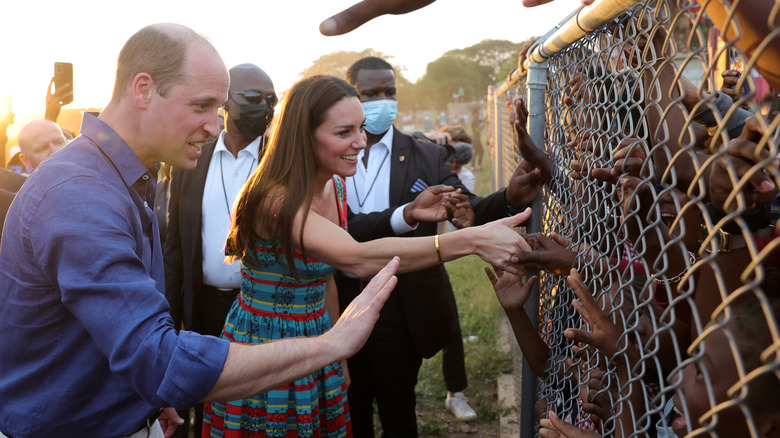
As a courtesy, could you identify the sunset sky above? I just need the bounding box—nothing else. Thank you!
[1,0,583,135]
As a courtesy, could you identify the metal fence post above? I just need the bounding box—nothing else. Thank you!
[518,58,548,438]
[493,87,503,191]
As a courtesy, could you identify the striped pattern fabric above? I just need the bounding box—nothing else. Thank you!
[203,176,351,438]
[410,178,428,193]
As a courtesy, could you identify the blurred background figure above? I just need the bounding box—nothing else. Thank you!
[449,142,475,193]
[15,119,68,174]
[470,109,485,170]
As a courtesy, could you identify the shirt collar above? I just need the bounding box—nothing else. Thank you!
[214,130,262,159]
[376,126,394,153]
[358,126,394,163]
[80,112,156,188]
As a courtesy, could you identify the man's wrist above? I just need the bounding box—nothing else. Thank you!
[391,204,418,234]
[402,203,417,227]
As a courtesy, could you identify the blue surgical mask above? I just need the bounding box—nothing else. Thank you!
[362,100,398,135]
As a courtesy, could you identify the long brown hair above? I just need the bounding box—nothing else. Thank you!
[226,74,359,278]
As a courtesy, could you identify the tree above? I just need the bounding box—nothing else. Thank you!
[414,56,493,109]
[298,50,417,113]
[445,38,539,83]
[299,49,386,79]
[445,39,522,82]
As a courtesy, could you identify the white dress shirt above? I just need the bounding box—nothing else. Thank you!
[201,131,260,289]
[345,128,416,234]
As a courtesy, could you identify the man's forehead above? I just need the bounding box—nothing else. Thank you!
[356,69,395,88]
[229,67,274,93]
[231,76,274,94]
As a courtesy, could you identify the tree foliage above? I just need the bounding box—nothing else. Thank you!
[445,39,523,82]
[297,49,416,113]
[297,37,540,114]
[412,56,493,109]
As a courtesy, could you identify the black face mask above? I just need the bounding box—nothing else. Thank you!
[231,103,273,140]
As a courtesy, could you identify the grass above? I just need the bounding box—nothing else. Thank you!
[413,164,515,436]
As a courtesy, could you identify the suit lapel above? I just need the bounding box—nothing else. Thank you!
[186,138,217,245]
[389,127,411,206]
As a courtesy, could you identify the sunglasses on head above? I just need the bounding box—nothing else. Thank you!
[230,90,278,108]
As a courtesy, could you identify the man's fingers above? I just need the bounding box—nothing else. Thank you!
[320,1,387,36]
[319,0,438,35]
[522,0,556,7]
[425,184,456,195]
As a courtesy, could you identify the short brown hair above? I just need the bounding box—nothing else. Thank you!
[111,24,205,101]
[441,125,472,144]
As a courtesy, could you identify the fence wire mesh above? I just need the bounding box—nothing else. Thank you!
[487,1,780,436]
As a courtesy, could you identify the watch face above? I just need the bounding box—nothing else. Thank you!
[699,224,731,253]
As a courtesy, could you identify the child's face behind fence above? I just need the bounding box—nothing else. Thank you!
[671,326,751,438]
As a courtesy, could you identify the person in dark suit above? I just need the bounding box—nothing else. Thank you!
[336,56,551,437]
[163,63,276,436]
[0,166,27,236]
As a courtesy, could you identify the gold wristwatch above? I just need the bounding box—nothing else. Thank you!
[699,223,774,253]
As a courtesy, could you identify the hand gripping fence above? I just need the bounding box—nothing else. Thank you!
[486,0,780,436]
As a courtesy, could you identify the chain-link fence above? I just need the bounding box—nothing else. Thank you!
[486,0,780,436]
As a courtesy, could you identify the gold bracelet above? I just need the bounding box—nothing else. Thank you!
[435,234,443,264]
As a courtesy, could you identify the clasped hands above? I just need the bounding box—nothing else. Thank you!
[401,185,475,227]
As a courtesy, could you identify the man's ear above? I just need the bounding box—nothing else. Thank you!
[19,153,31,170]
[131,73,156,109]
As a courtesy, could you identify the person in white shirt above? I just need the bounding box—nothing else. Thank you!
[163,63,276,436]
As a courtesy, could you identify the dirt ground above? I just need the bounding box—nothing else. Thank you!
[417,385,502,437]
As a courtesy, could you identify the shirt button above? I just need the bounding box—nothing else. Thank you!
[144,201,149,208]
[142,174,150,181]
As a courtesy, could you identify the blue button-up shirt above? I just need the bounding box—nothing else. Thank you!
[0,113,229,438]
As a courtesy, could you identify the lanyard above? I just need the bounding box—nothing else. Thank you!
[353,149,390,213]
[220,152,256,217]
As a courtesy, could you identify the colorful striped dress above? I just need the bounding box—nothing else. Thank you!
[202,176,351,438]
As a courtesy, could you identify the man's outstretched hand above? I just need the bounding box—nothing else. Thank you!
[319,0,595,36]
[320,0,436,36]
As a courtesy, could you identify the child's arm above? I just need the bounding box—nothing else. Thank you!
[563,269,647,438]
[484,265,550,376]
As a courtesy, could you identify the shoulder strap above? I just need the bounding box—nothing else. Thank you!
[332,175,348,231]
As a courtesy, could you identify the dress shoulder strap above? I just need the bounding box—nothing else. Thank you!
[332,175,348,231]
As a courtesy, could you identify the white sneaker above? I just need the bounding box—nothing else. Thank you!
[445,392,477,421]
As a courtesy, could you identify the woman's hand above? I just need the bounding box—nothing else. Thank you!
[470,209,533,275]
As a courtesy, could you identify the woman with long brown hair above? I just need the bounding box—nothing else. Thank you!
[202,74,530,438]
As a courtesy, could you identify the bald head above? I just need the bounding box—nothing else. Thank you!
[223,64,276,143]
[111,23,222,102]
[229,64,273,91]
[18,119,68,170]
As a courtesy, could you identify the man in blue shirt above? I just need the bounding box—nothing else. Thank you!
[0,23,398,438]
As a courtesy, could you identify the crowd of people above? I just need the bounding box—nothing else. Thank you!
[0,0,777,438]
[0,17,538,438]
[487,2,780,438]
